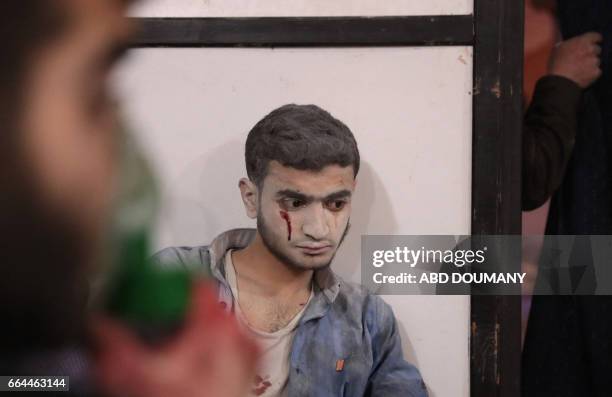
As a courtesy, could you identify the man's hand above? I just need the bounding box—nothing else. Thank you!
[549,32,603,88]
[92,282,258,397]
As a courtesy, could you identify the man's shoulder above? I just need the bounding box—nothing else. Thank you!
[151,229,255,267]
[334,277,395,327]
[336,276,387,305]
[336,277,371,301]
[151,245,212,272]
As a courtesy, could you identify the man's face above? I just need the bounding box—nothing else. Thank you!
[256,161,355,271]
[20,0,133,263]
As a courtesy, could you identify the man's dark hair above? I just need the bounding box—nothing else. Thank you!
[245,104,360,186]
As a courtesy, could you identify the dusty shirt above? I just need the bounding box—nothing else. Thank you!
[152,229,429,397]
[225,250,313,397]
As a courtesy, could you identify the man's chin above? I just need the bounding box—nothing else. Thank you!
[289,251,334,270]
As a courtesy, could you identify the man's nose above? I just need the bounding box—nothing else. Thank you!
[302,204,330,240]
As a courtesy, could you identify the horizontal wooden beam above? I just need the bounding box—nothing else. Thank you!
[132,15,474,47]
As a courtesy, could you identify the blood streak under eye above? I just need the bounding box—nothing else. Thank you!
[279,210,292,241]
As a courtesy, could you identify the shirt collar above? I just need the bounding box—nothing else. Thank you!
[208,228,341,304]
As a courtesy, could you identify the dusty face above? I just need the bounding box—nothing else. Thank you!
[20,0,133,266]
[243,161,356,271]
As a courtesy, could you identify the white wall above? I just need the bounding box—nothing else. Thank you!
[130,0,473,17]
[119,3,473,396]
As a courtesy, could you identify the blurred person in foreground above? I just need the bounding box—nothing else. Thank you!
[0,1,256,396]
[154,104,428,397]
[521,0,612,395]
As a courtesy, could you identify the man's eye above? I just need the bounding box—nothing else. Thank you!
[326,200,347,212]
[281,198,307,210]
[291,199,305,208]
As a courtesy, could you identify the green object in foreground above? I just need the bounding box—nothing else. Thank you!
[108,269,191,326]
[105,234,192,327]
[101,127,192,333]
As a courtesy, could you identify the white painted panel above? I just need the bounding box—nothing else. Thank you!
[114,46,472,397]
[130,0,473,17]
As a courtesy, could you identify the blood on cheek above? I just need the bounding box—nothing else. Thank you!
[279,210,292,241]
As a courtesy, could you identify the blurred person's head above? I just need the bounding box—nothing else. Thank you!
[531,0,556,12]
[240,104,359,271]
[0,0,134,352]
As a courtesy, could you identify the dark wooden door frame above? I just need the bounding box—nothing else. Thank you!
[131,2,524,395]
[470,1,523,396]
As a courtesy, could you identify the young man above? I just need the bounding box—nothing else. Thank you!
[154,104,428,397]
[0,1,255,396]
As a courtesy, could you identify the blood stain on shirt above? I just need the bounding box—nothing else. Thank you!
[253,374,272,396]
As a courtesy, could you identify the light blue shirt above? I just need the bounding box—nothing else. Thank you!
[152,228,428,397]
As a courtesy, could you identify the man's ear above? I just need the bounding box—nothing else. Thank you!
[239,178,258,219]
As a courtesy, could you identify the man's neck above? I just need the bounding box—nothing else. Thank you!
[231,232,313,299]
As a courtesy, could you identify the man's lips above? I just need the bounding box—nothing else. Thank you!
[296,244,332,254]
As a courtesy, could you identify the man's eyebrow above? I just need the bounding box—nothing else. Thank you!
[275,190,313,201]
[275,189,352,201]
[324,190,352,201]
